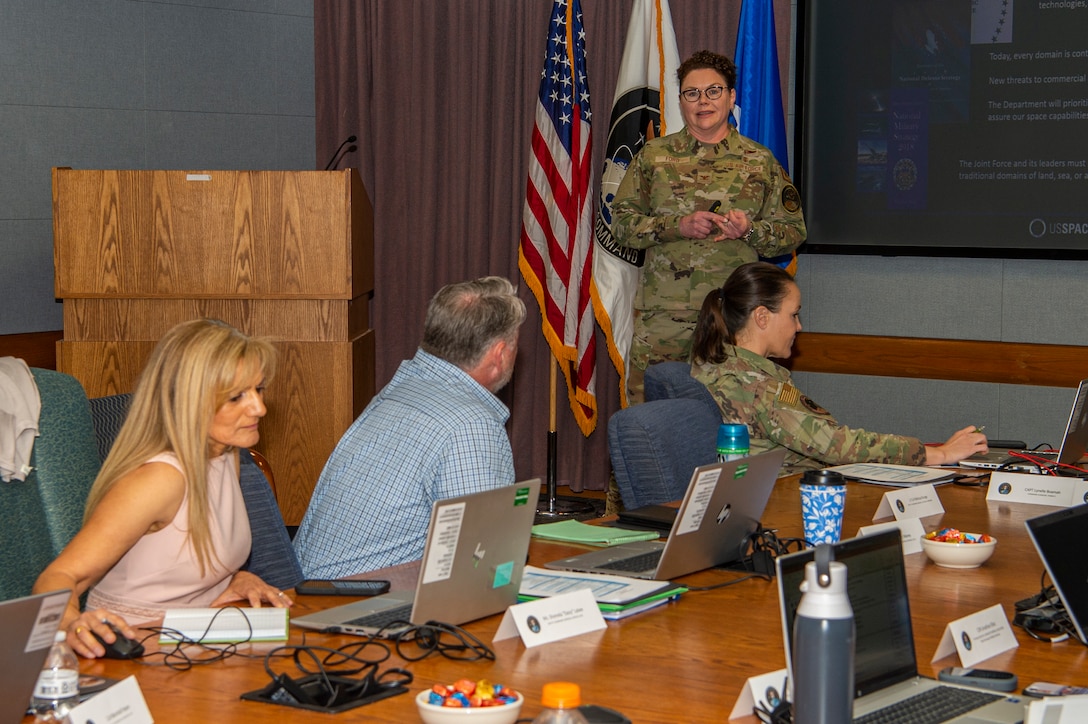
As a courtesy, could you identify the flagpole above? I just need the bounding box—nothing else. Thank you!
[535,356,595,523]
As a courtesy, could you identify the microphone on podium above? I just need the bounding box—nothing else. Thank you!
[323,135,358,171]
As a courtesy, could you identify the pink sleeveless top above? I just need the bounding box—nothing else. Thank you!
[86,452,251,623]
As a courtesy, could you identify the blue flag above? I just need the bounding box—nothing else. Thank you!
[733,0,796,272]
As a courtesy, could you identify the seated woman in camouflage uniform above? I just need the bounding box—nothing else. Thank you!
[690,262,987,476]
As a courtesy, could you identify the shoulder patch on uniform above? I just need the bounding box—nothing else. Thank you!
[781,184,802,214]
[776,383,802,409]
[801,395,830,415]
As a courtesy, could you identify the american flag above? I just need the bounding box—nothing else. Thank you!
[518,0,597,435]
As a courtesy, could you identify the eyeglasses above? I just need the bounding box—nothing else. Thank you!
[680,85,727,103]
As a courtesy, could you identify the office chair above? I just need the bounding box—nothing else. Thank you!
[644,361,721,419]
[0,368,101,601]
[607,397,721,509]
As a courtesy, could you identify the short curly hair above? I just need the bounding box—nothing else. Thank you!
[677,50,736,90]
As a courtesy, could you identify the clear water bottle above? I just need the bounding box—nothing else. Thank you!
[792,546,855,724]
[717,423,750,462]
[532,681,589,723]
[31,631,80,723]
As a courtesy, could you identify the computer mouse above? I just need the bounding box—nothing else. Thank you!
[91,622,146,659]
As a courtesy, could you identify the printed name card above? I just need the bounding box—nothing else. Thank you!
[857,518,927,555]
[68,675,153,724]
[493,588,605,648]
[987,471,1079,507]
[931,603,1019,668]
[873,483,945,521]
[729,668,790,720]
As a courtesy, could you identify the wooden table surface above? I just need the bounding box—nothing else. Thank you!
[54,476,1088,723]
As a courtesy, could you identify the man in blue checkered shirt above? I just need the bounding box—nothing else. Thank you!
[293,277,526,578]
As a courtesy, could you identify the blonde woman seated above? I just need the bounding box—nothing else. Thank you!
[690,262,988,476]
[33,319,292,658]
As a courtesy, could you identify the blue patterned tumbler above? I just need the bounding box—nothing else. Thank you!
[799,469,847,544]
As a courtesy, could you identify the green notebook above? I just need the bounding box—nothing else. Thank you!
[530,519,661,547]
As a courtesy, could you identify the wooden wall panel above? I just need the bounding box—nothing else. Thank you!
[789,333,1087,388]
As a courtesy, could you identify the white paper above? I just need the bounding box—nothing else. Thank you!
[675,466,723,535]
[518,565,672,606]
[987,471,1077,507]
[873,483,945,521]
[931,603,1019,667]
[421,500,466,584]
[67,676,153,724]
[857,518,927,555]
[26,590,70,652]
[493,588,605,648]
[827,463,954,487]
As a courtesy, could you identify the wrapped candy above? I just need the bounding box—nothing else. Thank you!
[427,679,519,708]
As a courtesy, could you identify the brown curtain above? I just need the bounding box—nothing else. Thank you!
[313,0,794,491]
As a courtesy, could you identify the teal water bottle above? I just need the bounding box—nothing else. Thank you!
[717,423,750,462]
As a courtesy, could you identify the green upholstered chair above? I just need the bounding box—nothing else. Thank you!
[0,368,100,601]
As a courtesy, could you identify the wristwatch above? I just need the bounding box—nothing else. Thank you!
[742,225,755,242]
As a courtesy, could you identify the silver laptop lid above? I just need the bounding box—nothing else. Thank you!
[0,590,70,723]
[654,448,786,579]
[408,480,541,625]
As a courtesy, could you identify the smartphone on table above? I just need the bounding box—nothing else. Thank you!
[1023,682,1088,698]
[294,579,391,596]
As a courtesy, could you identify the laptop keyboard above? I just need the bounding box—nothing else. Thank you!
[598,550,662,573]
[853,685,1002,724]
[344,603,413,631]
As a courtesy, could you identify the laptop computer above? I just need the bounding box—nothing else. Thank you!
[544,448,786,580]
[292,481,540,637]
[1025,503,1088,642]
[960,379,1088,471]
[776,530,1025,723]
[2,590,70,723]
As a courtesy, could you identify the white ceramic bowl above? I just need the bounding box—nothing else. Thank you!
[921,534,997,569]
[415,690,524,724]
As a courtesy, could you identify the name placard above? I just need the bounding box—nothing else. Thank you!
[857,518,927,555]
[931,603,1019,668]
[67,675,153,724]
[987,471,1079,507]
[873,483,945,521]
[493,588,605,648]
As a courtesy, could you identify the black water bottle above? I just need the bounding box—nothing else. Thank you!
[792,544,855,724]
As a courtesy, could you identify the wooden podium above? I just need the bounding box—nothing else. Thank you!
[52,168,374,524]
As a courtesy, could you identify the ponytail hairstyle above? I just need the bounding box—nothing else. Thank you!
[691,262,796,364]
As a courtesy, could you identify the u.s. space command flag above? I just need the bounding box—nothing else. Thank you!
[590,0,681,408]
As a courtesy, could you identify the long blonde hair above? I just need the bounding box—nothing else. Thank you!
[85,319,276,576]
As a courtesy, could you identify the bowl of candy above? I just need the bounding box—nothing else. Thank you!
[416,679,523,724]
[921,528,996,569]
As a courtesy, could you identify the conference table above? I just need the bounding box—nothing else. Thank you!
[55,475,1088,723]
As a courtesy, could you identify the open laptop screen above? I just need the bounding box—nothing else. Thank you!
[776,529,916,699]
[1025,503,1088,642]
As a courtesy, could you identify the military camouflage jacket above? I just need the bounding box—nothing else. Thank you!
[611,127,806,312]
[692,345,927,476]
